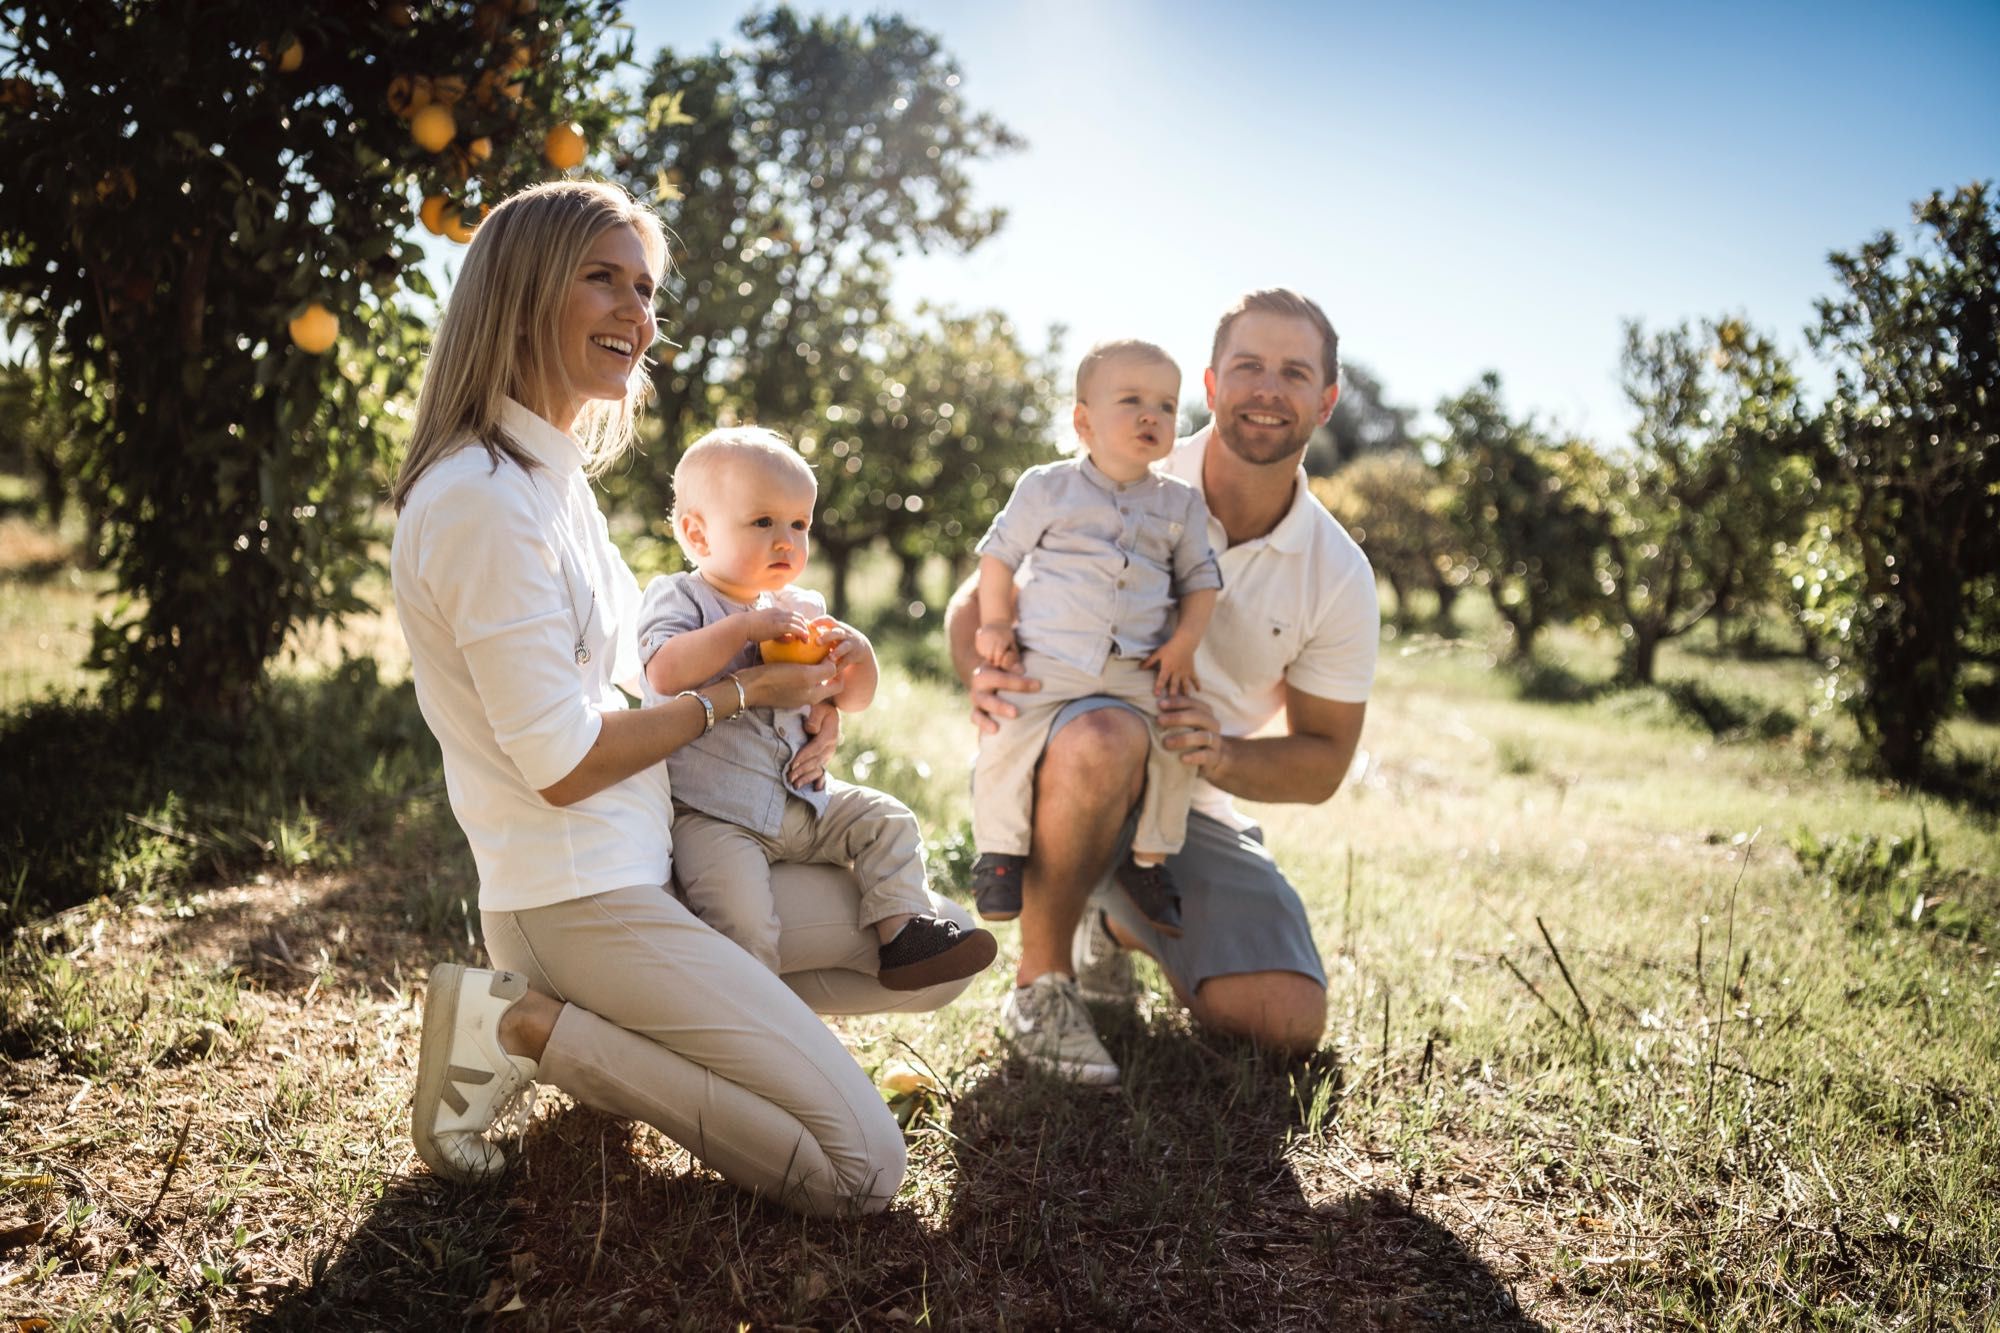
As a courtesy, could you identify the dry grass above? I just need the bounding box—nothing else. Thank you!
[4,521,1999,1329]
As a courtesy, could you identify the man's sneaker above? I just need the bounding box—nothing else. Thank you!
[413,964,540,1185]
[1071,906,1138,1003]
[1000,973,1119,1086]
[1113,857,1183,938]
[878,916,999,990]
[969,852,1027,921]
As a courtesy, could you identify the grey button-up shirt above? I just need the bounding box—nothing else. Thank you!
[634,572,830,837]
[976,455,1222,676]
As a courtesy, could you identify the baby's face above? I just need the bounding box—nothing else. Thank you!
[690,457,817,601]
[1076,354,1180,479]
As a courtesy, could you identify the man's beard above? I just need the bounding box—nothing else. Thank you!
[1214,407,1314,466]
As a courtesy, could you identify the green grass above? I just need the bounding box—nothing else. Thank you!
[3,517,1998,1328]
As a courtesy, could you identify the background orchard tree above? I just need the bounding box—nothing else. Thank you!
[1587,318,1814,684]
[1802,182,2000,779]
[1435,373,1604,661]
[0,0,630,718]
[1312,452,1464,632]
[793,306,1058,618]
[619,7,1018,465]
[1305,361,1417,476]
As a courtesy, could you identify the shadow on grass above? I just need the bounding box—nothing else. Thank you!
[0,659,450,930]
[1507,656,1612,705]
[1913,747,2000,820]
[941,1009,1542,1330]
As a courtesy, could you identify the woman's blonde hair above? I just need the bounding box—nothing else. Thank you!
[392,179,668,510]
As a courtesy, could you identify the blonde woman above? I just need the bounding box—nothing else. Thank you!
[390,180,979,1215]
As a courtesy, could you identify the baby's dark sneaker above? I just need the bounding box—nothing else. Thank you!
[1113,857,1183,938]
[969,852,1027,921]
[878,916,999,990]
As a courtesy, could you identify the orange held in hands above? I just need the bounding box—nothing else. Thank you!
[759,629,831,666]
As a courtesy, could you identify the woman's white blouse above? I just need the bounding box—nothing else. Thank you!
[390,398,671,911]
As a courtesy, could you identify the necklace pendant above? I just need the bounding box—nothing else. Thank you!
[574,639,591,667]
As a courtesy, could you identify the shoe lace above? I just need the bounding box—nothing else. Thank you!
[488,1061,539,1142]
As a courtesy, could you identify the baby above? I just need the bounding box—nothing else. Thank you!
[970,340,1221,936]
[639,427,996,989]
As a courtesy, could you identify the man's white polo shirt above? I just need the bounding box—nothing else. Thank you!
[1160,427,1380,828]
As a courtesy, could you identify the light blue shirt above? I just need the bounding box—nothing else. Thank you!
[976,455,1222,676]
[634,572,830,836]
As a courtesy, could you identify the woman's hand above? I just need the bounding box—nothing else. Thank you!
[735,659,842,712]
[788,700,842,789]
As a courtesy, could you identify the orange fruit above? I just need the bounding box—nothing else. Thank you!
[387,73,432,120]
[543,120,586,170]
[442,208,476,244]
[418,193,449,235]
[411,104,456,153]
[277,39,303,72]
[0,78,33,109]
[385,4,414,28]
[466,136,492,163]
[759,634,830,666]
[288,303,338,354]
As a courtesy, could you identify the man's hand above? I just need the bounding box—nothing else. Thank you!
[1156,692,1226,776]
[788,698,842,788]
[1144,636,1201,697]
[967,659,1040,736]
[737,605,813,646]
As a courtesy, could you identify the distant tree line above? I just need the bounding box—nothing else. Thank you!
[1316,183,1999,781]
[2,3,1991,788]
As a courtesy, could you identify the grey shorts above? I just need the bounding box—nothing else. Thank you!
[1049,697,1327,994]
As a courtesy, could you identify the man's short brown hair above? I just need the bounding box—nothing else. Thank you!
[1074,338,1178,400]
[1209,289,1340,388]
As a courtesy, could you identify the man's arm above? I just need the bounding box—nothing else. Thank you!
[945,572,1041,732]
[1159,685,1365,805]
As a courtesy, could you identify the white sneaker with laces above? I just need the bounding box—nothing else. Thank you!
[1000,972,1120,1086]
[1071,906,1138,1003]
[413,963,540,1185]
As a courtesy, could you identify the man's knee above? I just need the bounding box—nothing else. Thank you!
[1038,706,1149,808]
[1191,971,1328,1056]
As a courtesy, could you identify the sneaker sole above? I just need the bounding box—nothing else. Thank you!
[974,905,1020,922]
[412,963,526,1184]
[1017,1048,1121,1087]
[879,928,999,990]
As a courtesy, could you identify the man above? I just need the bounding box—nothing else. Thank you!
[946,288,1380,1085]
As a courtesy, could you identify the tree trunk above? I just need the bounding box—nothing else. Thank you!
[823,543,854,622]
[1622,623,1660,684]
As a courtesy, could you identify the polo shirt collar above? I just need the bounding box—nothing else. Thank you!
[498,397,585,475]
[1183,425,1316,553]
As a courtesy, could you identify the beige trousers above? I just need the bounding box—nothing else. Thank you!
[671,779,930,974]
[973,649,1192,859]
[480,868,975,1217]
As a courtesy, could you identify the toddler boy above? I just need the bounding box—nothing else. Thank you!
[970,341,1221,936]
[639,427,996,988]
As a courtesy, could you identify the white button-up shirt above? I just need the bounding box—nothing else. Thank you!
[1162,427,1380,827]
[391,398,671,911]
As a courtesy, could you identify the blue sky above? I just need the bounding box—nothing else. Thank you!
[620,0,2000,439]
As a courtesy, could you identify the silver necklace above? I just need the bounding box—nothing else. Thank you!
[534,477,598,667]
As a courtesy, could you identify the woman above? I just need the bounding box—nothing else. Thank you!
[390,180,981,1216]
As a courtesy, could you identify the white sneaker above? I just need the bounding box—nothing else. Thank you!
[413,964,540,1185]
[1000,973,1120,1086]
[1071,906,1138,1003]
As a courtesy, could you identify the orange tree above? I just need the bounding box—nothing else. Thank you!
[1800,183,2000,779]
[0,0,630,717]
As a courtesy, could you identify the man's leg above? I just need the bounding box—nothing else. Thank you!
[1098,813,1330,1057]
[1015,703,1149,985]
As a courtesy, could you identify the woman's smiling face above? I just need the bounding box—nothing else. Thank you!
[546,224,657,432]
